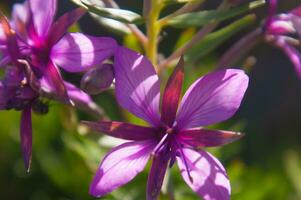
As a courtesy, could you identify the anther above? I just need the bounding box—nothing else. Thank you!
[166,128,173,134]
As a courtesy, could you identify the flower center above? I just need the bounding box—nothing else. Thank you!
[31,41,51,65]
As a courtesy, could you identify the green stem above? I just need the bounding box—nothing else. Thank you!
[146,0,163,70]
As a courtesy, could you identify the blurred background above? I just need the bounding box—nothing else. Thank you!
[0,0,301,199]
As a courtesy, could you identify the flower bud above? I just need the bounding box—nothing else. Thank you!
[81,64,114,95]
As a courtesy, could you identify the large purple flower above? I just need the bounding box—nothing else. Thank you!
[4,0,117,101]
[83,47,249,200]
[265,0,301,78]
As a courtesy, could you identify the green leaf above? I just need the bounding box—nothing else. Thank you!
[90,13,131,35]
[186,14,256,61]
[166,0,265,28]
[163,0,199,4]
[70,0,88,8]
[80,0,144,24]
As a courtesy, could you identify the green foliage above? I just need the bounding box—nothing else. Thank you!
[163,0,200,5]
[79,0,144,24]
[166,0,265,28]
[186,14,256,61]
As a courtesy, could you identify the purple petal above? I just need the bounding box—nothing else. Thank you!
[266,17,295,35]
[175,69,249,130]
[51,33,117,72]
[82,121,158,141]
[114,47,161,126]
[63,81,105,117]
[48,8,86,46]
[147,147,170,200]
[29,0,57,38]
[0,24,5,42]
[281,43,301,79]
[161,56,184,127]
[0,13,20,60]
[0,55,10,67]
[20,106,32,172]
[40,61,69,103]
[89,140,155,197]
[11,2,30,39]
[178,128,244,148]
[177,148,230,200]
[64,81,92,104]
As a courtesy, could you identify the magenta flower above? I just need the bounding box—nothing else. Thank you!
[0,13,100,172]
[3,0,117,101]
[83,47,249,200]
[265,0,301,78]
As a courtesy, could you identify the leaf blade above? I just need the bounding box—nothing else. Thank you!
[166,0,265,28]
[81,0,143,24]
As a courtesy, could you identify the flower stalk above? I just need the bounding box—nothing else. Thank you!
[146,0,164,69]
[217,27,263,68]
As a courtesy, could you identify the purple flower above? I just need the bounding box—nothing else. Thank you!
[2,0,117,101]
[0,12,100,172]
[83,47,249,200]
[265,1,301,79]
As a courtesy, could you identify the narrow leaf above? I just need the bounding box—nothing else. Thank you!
[163,0,199,4]
[89,13,131,35]
[186,14,256,61]
[166,0,265,28]
[70,0,88,9]
[81,0,143,24]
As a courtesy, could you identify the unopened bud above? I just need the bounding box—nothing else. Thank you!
[81,64,114,95]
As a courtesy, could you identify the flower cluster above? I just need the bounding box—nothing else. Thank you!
[0,0,117,171]
[265,0,301,78]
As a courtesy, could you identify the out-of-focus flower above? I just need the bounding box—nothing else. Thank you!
[83,47,249,200]
[0,1,111,171]
[1,0,117,102]
[80,63,114,95]
[264,0,301,78]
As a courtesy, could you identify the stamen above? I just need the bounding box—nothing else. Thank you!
[69,99,75,106]
[153,133,168,155]
[21,78,27,86]
[166,128,173,134]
